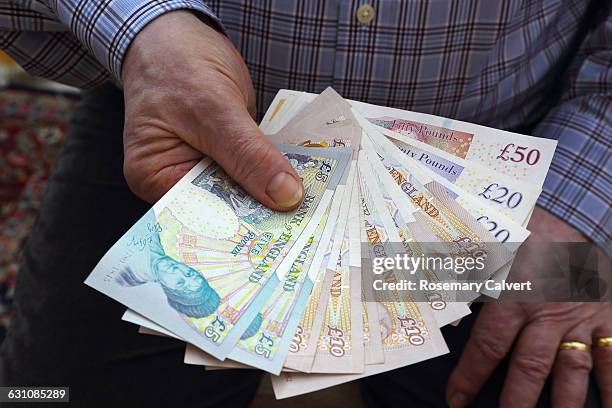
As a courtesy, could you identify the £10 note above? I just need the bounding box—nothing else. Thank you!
[310,174,365,374]
[283,162,357,372]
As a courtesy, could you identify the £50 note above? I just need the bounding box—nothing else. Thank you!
[351,99,557,188]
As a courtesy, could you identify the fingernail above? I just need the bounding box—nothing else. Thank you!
[266,172,303,209]
[448,393,468,408]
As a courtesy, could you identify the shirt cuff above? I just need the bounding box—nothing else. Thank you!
[534,98,612,247]
[53,0,222,83]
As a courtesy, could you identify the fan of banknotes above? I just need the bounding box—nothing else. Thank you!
[85,88,557,398]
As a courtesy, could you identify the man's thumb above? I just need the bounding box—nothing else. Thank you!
[209,118,304,212]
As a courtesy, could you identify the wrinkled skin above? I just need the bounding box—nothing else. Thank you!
[121,11,303,210]
[447,208,612,408]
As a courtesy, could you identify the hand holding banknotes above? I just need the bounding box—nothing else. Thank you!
[84,84,609,405]
[121,11,304,210]
[448,207,612,408]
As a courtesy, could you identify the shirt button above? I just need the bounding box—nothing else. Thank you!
[356,4,375,25]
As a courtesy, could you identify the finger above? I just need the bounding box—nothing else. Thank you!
[446,304,524,408]
[206,109,304,211]
[500,320,565,407]
[551,326,593,408]
[593,325,612,407]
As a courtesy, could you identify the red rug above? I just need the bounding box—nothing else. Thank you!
[0,87,79,341]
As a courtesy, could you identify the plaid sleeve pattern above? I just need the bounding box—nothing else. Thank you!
[1,0,610,244]
[534,13,612,246]
[0,0,220,86]
[0,1,63,30]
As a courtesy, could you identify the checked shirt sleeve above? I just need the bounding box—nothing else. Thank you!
[0,0,221,87]
[534,13,612,247]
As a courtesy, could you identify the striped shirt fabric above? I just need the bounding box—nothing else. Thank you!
[0,0,610,246]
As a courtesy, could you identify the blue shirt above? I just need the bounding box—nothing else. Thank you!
[0,0,610,246]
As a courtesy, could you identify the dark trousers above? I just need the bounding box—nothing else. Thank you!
[0,83,600,407]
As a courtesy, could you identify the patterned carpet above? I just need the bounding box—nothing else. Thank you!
[0,86,78,342]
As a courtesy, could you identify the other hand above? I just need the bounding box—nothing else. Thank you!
[446,207,612,407]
